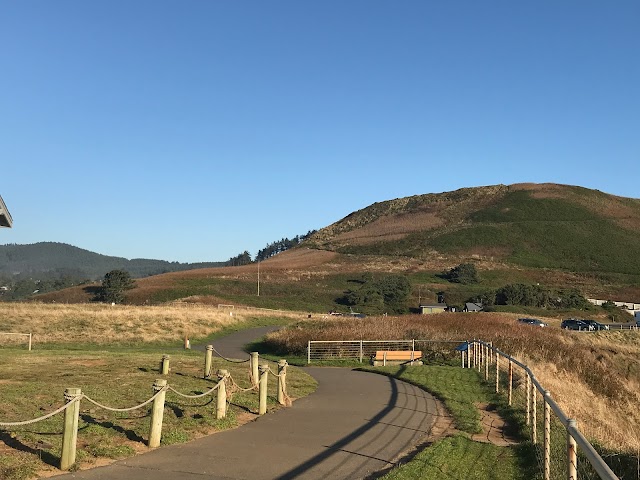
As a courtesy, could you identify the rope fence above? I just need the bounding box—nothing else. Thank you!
[0,348,289,472]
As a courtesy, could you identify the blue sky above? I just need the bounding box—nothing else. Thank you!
[1,1,638,262]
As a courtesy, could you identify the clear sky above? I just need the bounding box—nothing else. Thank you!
[1,1,638,263]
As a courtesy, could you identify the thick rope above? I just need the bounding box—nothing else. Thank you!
[211,346,250,364]
[0,398,79,427]
[83,388,167,412]
[167,382,221,399]
[228,374,258,394]
[267,367,286,378]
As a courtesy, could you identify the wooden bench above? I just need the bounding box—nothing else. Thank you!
[372,350,423,366]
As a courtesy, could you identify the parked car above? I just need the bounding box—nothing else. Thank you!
[518,317,548,327]
[561,319,592,331]
[580,319,610,331]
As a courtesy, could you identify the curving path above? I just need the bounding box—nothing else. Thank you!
[52,328,445,480]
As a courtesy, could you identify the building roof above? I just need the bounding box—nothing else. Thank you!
[419,303,448,308]
[0,195,12,228]
[465,302,483,311]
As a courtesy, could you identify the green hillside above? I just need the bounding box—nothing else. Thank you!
[311,184,640,275]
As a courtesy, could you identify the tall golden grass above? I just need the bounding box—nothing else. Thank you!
[265,312,640,452]
[0,302,303,344]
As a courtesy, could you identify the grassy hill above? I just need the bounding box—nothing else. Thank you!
[32,184,640,311]
[0,242,226,280]
[307,183,640,274]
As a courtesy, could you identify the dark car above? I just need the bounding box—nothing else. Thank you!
[518,317,548,327]
[580,319,609,331]
[561,319,592,331]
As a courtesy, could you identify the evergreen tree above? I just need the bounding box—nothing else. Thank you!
[444,263,479,284]
[101,269,136,304]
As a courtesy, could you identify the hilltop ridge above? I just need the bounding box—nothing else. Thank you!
[306,183,640,275]
[22,183,640,307]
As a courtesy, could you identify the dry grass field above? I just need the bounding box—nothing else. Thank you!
[0,302,316,479]
[0,302,304,345]
[264,312,640,453]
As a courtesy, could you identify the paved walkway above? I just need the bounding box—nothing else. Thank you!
[52,328,443,480]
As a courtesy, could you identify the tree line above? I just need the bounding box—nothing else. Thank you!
[226,230,316,265]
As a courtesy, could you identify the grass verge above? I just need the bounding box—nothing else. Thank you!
[358,365,538,479]
[0,347,317,479]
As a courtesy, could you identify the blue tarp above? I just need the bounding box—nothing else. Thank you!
[455,342,469,352]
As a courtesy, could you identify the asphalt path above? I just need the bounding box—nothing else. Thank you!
[53,328,440,480]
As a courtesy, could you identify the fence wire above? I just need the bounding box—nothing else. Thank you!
[307,339,464,363]
[472,341,619,480]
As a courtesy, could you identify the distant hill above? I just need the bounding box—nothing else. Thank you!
[306,183,640,275]
[30,183,640,309]
[0,242,225,280]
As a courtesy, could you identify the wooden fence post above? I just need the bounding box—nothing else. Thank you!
[508,360,513,406]
[251,352,260,386]
[148,379,167,448]
[28,333,32,351]
[484,344,489,380]
[277,360,287,406]
[472,340,476,369]
[526,373,531,426]
[567,419,578,480]
[495,353,500,393]
[461,349,465,368]
[204,345,213,378]
[258,364,269,415]
[60,387,81,470]
[216,369,228,419]
[544,391,551,480]
[532,385,537,444]
[161,355,170,375]
[359,340,363,363]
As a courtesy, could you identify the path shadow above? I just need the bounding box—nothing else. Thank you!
[79,415,145,443]
[275,373,400,480]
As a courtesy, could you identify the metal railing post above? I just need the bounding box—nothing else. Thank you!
[484,344,489,380]
[495,353,500,393]
[532,385,537,444]
[526,373,531,425]
[508,360,513,406]
[568,419,578,480]
[544,391,551,480]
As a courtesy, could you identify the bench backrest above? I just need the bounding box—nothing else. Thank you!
[374,350,422,360]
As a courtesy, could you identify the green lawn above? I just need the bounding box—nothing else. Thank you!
[359,365,539,480]
[383,435,524,480]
